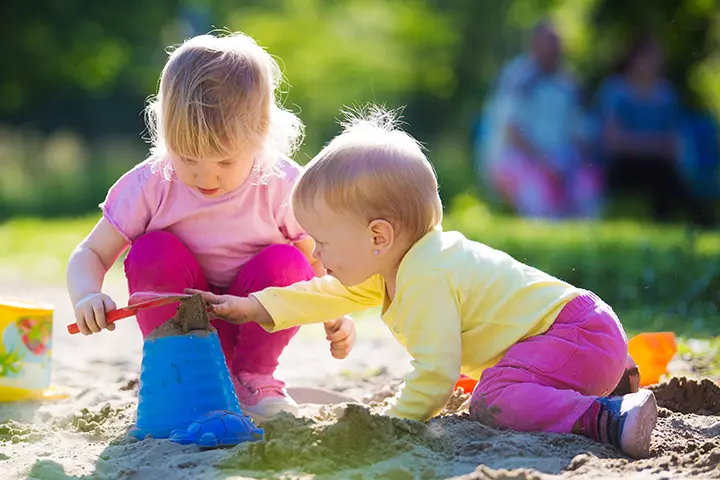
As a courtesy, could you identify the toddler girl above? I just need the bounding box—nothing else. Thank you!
[66,32,351,423]
[191,107,658,459]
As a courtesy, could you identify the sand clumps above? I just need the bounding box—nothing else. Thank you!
[67,403,132,436]
[147,294,213,340]
[214,377,720,479]
[220,404,451,475]
[0,420,43,444]
[650,376,720,416]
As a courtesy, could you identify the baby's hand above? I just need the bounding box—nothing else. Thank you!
[323,316,356,360]
[74,293,117,335]
[185,289,265,325]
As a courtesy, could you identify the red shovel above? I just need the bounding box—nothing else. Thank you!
[66,292,194,335]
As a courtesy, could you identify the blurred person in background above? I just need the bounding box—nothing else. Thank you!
[480,21,602,220]
[595,35,715,226]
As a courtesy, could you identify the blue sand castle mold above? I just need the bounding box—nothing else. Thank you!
[170,410,264,448]
[129,331,255,440]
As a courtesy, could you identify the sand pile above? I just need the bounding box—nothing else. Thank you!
[222,404,452,475]
[146,294,213,340]
[651,377,720,416]
[213,383,720,479]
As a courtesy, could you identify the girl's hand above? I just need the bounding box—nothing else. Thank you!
[323,316,356,359]
[74,293,117,335]
[185,289,267,325]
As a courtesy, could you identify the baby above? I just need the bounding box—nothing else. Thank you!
[190,107,658,459]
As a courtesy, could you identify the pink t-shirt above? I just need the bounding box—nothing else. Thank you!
[101,157,306,287]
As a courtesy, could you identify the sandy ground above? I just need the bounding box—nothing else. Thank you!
[1,280,719,480]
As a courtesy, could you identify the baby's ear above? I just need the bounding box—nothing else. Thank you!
[368,219,395,253]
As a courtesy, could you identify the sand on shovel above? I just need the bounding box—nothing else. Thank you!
[146,294,214,340]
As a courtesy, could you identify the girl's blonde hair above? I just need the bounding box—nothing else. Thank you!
[294,106,443,243]
[145,31,304,180]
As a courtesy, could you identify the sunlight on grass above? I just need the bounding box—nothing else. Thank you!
[0,215,125,286]
[2,206,720,338]
[622,310,718,339]
[444,193,714,249]
[673,336,720,381]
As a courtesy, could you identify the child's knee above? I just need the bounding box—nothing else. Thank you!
[124,231,192,274]
[241,244,314,289]
[591,306,629,394]
[126,231,181,261]
[468,392,503,426]
[468,370,514,425]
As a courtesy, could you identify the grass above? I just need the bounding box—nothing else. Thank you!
[666,336,720,382]
[445,193,720,253]
[2,201,720,338]
[0,215,125,286]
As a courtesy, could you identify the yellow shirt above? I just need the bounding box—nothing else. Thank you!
[252,226,582,421]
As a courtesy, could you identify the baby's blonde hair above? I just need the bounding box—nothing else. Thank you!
[145,31,303,180]
[294,106,443,243]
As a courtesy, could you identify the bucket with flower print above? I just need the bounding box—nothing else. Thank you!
[0,297,55,401]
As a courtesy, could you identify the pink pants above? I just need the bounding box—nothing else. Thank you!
[469,292,628,433]
[123,231,314,376]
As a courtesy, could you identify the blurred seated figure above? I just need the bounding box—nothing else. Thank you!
[479,21,602,220]
[595,35,715,226]
[679,111,720,201]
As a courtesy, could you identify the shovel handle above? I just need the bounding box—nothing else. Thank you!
[66,293,207,335]
[66,295,188,335]
[66,306,138,335]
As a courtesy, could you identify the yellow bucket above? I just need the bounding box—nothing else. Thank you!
[0,297,55,401]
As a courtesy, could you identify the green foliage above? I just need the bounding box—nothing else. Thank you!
[2,0,719,216]
[0,130,143,219]
[0,0,181,114]
[216,0,459,157]
[0,214,118,285]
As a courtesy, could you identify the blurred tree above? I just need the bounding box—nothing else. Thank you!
[0,0,183,135]
[211,0,459,157]
[0,0,718,217]
[2,0,718,139]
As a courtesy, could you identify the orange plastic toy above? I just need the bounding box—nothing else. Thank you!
[454,375,478,394]
[627,332,677,386]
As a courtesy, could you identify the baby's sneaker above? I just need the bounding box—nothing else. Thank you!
[233,372,299,424]
[578,389,658,459]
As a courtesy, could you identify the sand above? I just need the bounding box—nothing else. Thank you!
[1,283,719,480]
[146,294,212,340]
[651,378,720,416]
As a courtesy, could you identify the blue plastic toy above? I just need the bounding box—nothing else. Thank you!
[170,410,264,448]
[129,332,244,440]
